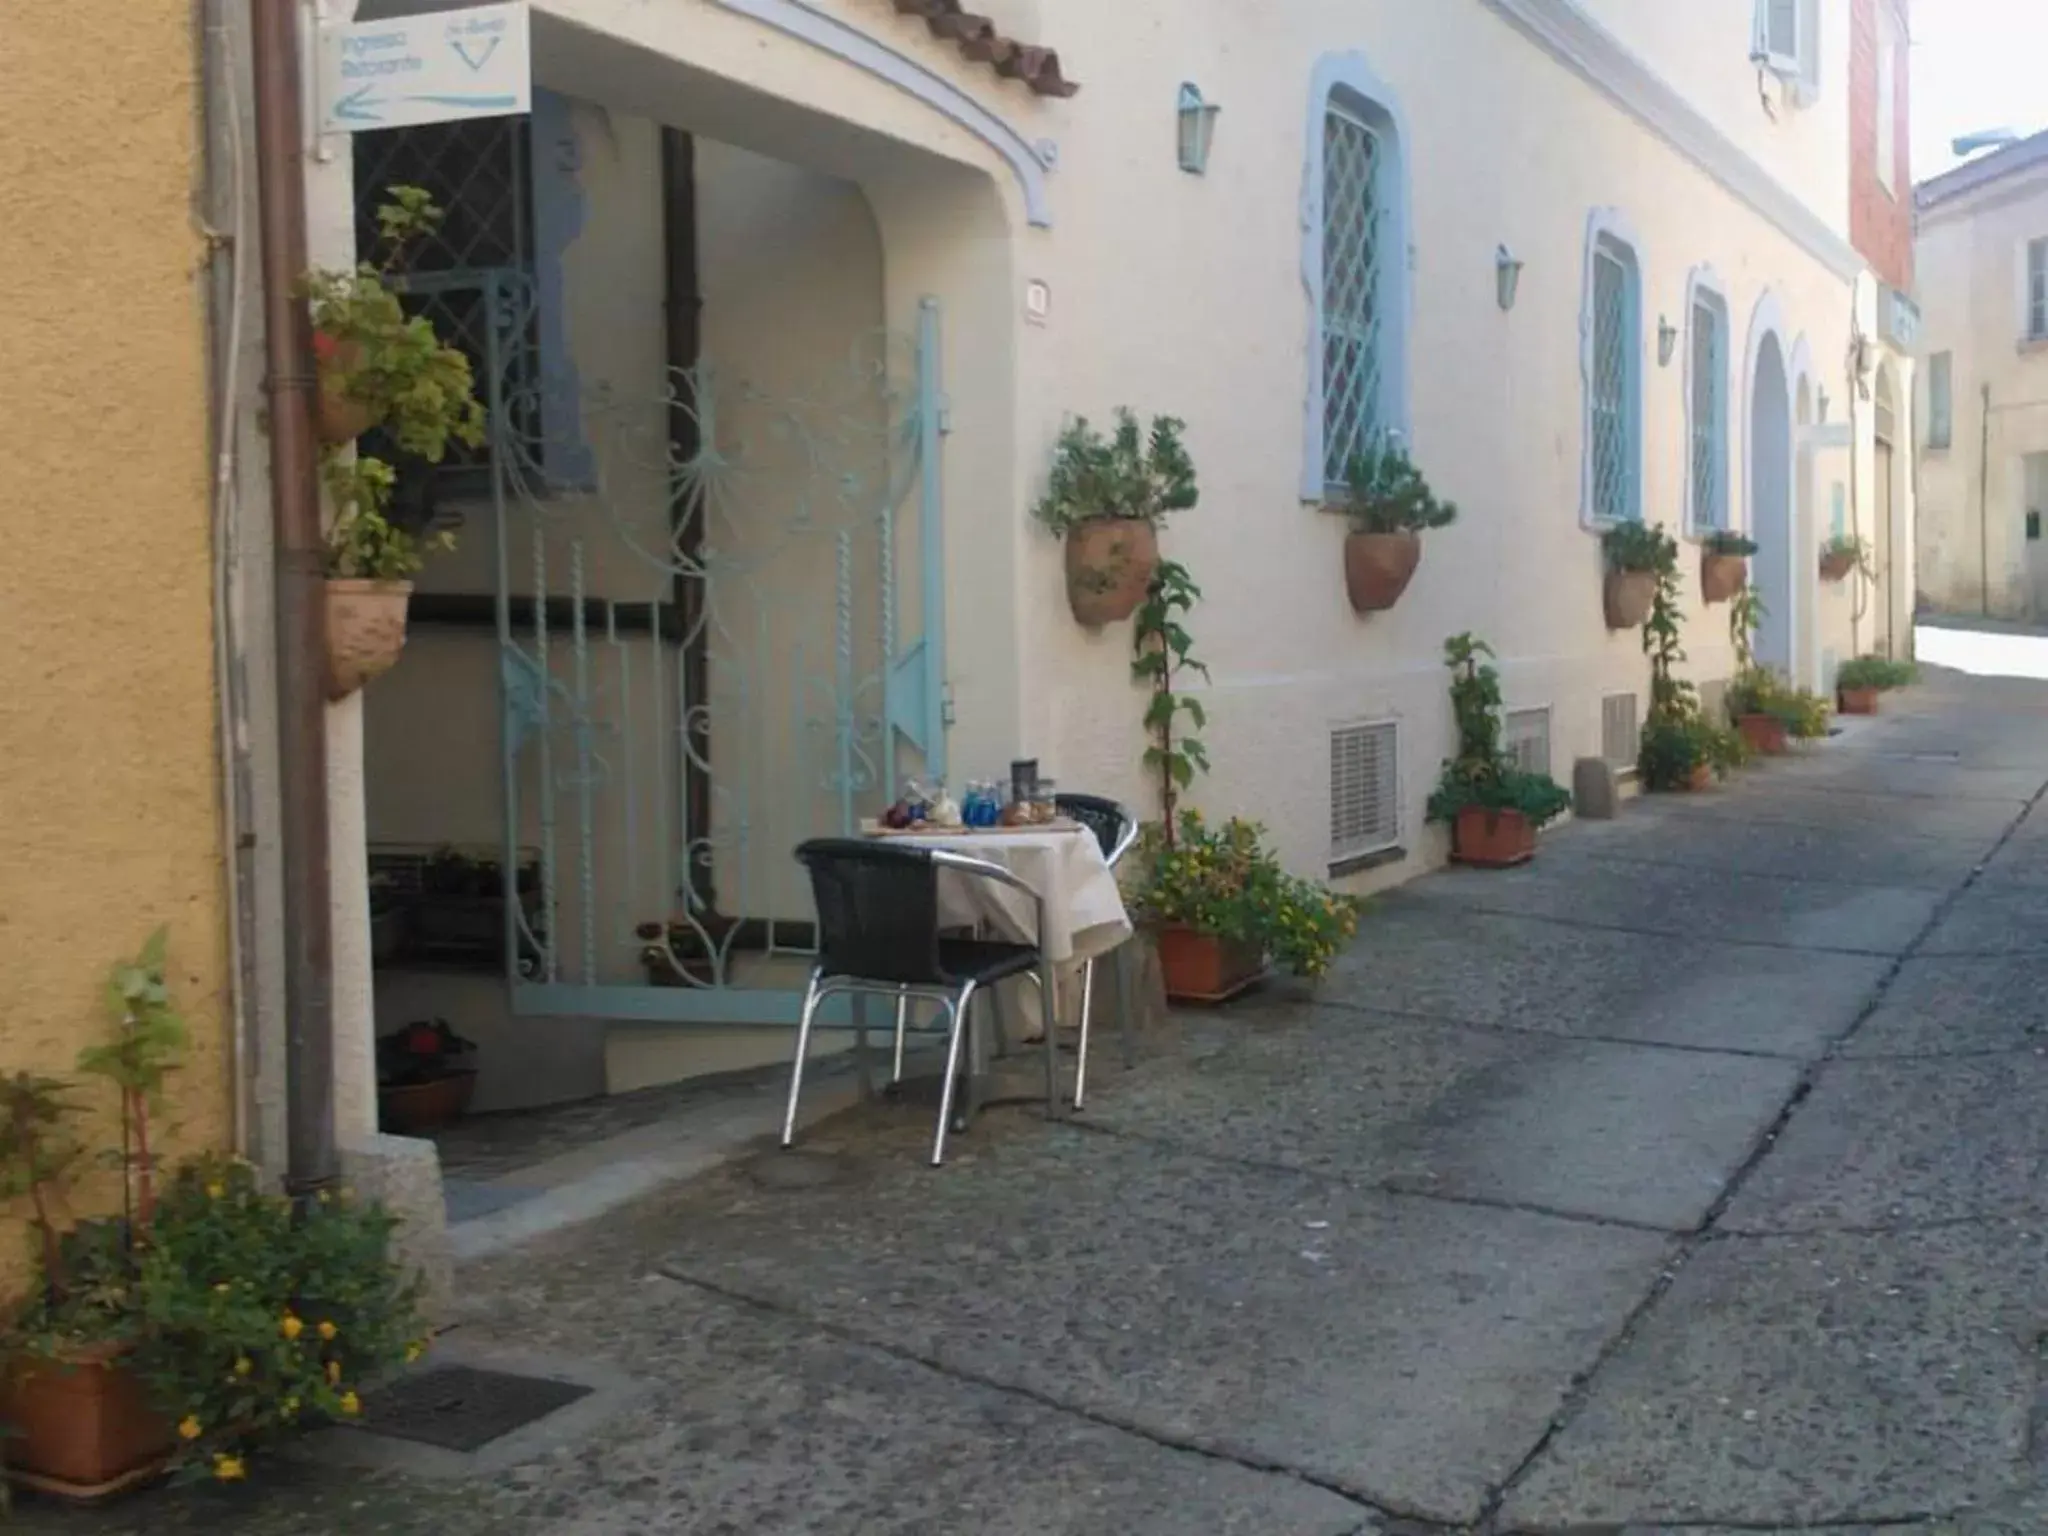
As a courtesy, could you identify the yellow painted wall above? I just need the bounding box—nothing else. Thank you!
[0,2,228,1247]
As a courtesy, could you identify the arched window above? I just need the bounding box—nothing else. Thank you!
[1581,209,1644,526]
[1302,54,1410,500]
[1684,266,1732,534]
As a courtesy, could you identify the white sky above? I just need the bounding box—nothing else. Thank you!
[1912,0,2048,182]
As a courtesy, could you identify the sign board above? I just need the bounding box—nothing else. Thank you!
[320,2,531,135]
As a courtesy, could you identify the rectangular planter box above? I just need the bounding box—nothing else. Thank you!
[1452,806,1536,867]
[1154,925,1264,1004]
[1838,686,1879,715]
[1736,713,1789,755]
[4,1345,171,1501]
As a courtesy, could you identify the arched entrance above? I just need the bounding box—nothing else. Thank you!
[1749,330,1794,671]
[1872,364,1899,656]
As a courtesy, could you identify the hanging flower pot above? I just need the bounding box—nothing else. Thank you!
[1452,805,1536,868]
[1700,551,1748,604]
[313,332,380,447]
[1603,569,1657,630]
[325,578,414,701]
[1818,536,1867,584]
[1838,685,1880,715]
[1344,531,1423,614]
[1736,713,1789,755]
[3,1343,173,1500]
[1064,517,1160,627]
[1154,924,1265,1003]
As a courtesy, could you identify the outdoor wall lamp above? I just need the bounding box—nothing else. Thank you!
[1657,315,1679,367]
[1177,83,1220,174]
[1495,245,1523,311]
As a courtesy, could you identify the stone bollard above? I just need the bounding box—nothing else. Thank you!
[1573,756,1620,820]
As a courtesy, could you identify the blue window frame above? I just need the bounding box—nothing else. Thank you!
[1686,271,1730,533]
[1321,105,1384,487]
[1581,212,1643,525]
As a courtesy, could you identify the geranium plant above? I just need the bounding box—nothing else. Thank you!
[1129,812,1359,978]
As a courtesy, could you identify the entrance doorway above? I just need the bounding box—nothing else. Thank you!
[1872,368,1898,657]
[1750,332,1793,671]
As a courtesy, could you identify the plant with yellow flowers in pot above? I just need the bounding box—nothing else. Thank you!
[1324,436,1458,614]
[304,185,485,700]
[1033,409,1198,627]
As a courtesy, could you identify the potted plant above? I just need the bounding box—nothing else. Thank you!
[1819,533,1870,583]
[375,1019,478,1136]
[1723,585,1830,755]
[1700,529,1757,604]
[1032,409,1198,627]
[1601,522,1675,630]
[1637,529,1742,790]
[1130,812,1358,1001]
[1424,633,1571,866]
[304,186,486,700]
[1835,654,1918,714]
[1324,437,1458,614]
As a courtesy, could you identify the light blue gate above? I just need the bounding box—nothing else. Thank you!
[463,269,948,1026]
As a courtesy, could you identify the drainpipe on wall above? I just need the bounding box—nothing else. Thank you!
[1847,327,1862,661]
[249,0,338,1197]
[1980,382,1993,617]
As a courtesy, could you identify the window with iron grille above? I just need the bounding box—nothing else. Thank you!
[352,114,540,490]
[1504,708,1552,781]
[1321,104,1383,490]
[1687,286,1729,533]
[1330,720,1400,863]
[2029,239,2048,341]
[1585,226,1642,525]
[1601,692,1639,771]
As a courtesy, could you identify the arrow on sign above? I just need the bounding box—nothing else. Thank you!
[334,85,386,124]
[452,36,502,72]
[407,92,520,110]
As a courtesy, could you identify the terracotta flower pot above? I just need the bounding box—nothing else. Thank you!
[1838,685,1880,715]
[1736,713,1789,755]
[314,333,380,446]
[4,1343,173,1500]
[1343,530,1422,614]
[326,578,414,701]
[1452,805,1536,868]
[1154,925,1263,1003]
[1685,763,1714,792]
[377,1068,478,1135]
[1604,569,1657,630]
[1819,551,1858,583]
[1700,552,1748,604]
[1064,518,1159,627]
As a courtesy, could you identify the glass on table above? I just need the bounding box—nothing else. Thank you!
[1031,777,1059,825]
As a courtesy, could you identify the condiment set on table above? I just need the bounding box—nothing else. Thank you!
[871,759,1068,833]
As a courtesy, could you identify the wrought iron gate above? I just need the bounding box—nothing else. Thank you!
[469,272,947,1025]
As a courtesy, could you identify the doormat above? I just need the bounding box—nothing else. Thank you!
[353,1365,593,1453]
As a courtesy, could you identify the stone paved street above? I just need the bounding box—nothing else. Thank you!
[26,662,2048,1534]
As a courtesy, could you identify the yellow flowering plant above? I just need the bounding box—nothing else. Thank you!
[127,1155,424,1481]
[1129,811,1359,978]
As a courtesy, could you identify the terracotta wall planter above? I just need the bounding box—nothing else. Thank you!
[1838,685,1880,715]
[1819,551,1858,583]
[377,1069,477,1135]
[1700,552,1748,604]
[1343,530,1422,614]
[1736,713,1789,755]
[314,335,378,446]
[1154,925,1263,1003]
[326,578,414,700]
[4,1345,172,1500]
[1604,569,1657,630]
[1064,518,1158,626]
[1452,806,1536,867]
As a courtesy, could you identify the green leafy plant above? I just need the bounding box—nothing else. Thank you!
[129,1156,424,1483]
[1602,520,1677,574]
[1836,654,1919,691]
[1326,437,1458,535]
[305,186,486,581]
[78,927,188,1230]
[1637,530,1740,789]
[1726,587,1829,737]
[0,1074,80,1292]
[1131,559,1210,845]
[1130,812,1359,978]
[1423,633,1571,829]
[1031,409,1198,536]
[1820,532,1873,576]
[1703,529,1759,556]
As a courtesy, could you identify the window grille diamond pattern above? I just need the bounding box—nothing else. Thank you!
[1590,244,1636,522]
[1689,297,1726,531]
[1322,108,1383,487]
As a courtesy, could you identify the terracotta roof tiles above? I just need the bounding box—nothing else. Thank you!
[889,0,1080,97]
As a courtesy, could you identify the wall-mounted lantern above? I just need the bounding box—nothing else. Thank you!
[1817,387,1831,423]
[1177,84,1220,175]
[1495,245,1523,311]
[1657,315,1679,367]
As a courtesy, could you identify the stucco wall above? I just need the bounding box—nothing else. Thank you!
[0,1,228,1259]
[1915,174,2048,620]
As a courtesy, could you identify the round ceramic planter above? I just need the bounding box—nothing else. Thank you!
[1604,569,1657,630]
[1343,530,1422,614]
[1064,518,1159,627]
[1700,552,1748,604]
[325,578,414,701]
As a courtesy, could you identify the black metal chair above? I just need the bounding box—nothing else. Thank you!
[1055,793,1139,1110]
[783,838,1059,1166]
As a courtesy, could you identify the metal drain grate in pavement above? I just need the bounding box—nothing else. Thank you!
[354,1365,593,1452]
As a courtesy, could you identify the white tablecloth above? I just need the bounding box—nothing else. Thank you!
[883,825,1132,965]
